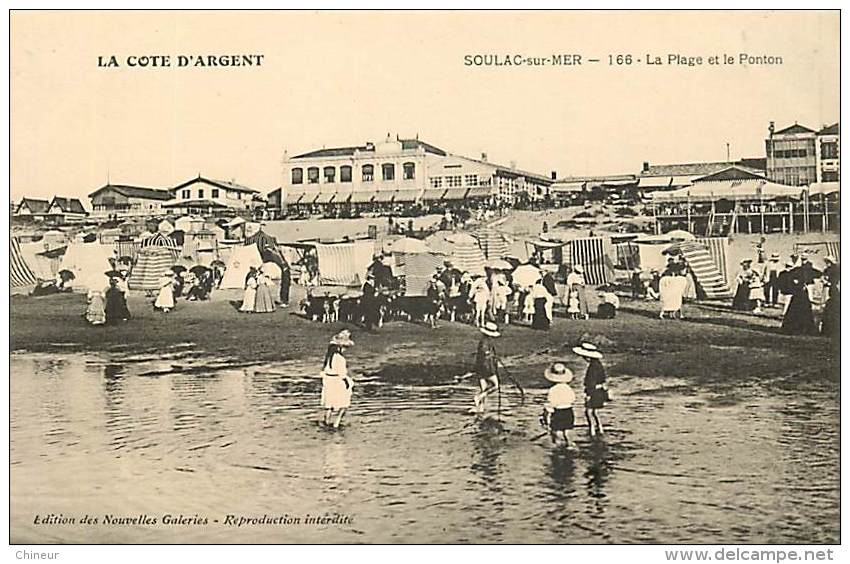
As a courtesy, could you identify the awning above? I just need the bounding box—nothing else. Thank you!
[670,176,696,187]
[467,186,494,198]
[372,191,395,203]
[808,182,840,197]
[443,188,468,201]
[394,190,420,203]
[315,192,336,204]
[350,191,376,203]
[550,181,585,193]
[334,190,353,203]
[420,188,447,201]
[638,176,673,188]
[283,191,307,205]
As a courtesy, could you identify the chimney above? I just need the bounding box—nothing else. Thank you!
[481,152,488,162]
[550,171,557,180]
[642,161,650,173]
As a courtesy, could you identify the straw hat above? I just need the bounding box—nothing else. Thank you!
[330,330,354,347]
[741,258,752,265]
[825,255,837,264]
[573,264,584,273]
[544,362,574,383]
[770,252,780,260]
[480,321,500,338]
[573,342,603,359]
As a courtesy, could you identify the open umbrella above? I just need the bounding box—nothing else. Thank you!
[512,263,542,287]
[189,265,210,278]
[210,259,225,269]
[171,265,187,275]
[58,269,76,283]
[104,270,123,279]
[386,237,431,254]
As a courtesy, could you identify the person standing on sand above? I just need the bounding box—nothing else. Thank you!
[253,269,277,313]
[154,270,175,313]
[105,277,130,324]
[540,362,577,449]
[320,330,355,428]
[473,321,501,413]
[763,253,782,307]
[279,259,291,307]
[85,287,106,326]
[574,342,609,437]
[240,269,258,313]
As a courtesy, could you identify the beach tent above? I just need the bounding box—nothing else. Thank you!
[19,242,62,281]
[695,236,731,285]
[58,242,115,290]
[384,236,431,254]
[139,232,180,259]
[566,237,615,286]
[425,232,486,276]
[128,247,176,291]
[10,237,38,290]
[219,244,264,289]
[314,239,376,286]
[394,252,444,296]
[664,240,732,300]
[474,227,510,260]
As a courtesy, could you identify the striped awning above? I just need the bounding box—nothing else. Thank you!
[315,191,336,204]
[372,191,395,203]
[466,186,494,198]
[334,190,353,203]
[283,191,306,205]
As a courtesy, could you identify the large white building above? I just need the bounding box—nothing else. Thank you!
[270,135,552,214]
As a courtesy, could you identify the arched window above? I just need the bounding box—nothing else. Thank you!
[382,163,395,181]
[340,165,353,183]
[324,166,336,183]
[291,167,303,184]
[307,167,319,184]
[362,164,374,182]
[403,162,415,180]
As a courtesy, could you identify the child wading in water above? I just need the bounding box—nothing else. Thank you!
[320,330,355,428]
[540,362,577,449]
[473,321,501,413]
[573,342,609,437]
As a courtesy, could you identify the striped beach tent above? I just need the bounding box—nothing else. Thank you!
[138,232,180,259]
[129,247,175,291]
[395,252,444,296]
[695,237,730,285]
[445,233,486,276]
[10,237,38,289]
[474,227,509,260]
[567,237,614,286]
[666,241,732,300]
[315,239,376,286]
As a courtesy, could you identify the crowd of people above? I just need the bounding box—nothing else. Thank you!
[731,251,840,336]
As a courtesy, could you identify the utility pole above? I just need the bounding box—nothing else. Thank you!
[726,143,731,162]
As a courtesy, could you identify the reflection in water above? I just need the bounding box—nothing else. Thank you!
[10,353,840,544]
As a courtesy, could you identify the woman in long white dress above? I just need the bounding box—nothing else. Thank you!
[564,264,588,319]
[240,272,258,313]
[320,330,355,428]
[154,271,175,313]
[253,270,277,313]
[659,265,688,319]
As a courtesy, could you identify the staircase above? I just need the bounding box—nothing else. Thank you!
[706,208,737,237]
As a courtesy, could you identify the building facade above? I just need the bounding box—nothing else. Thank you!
[164,176,263,216]
[273,135,551,216]
[816,123,840,182]
[13,198,50,220]
[765,122,819,186]
[44,197,88,224]
[88,184,174,221]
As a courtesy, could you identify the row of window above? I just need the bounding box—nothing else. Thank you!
[292,163,416,184]
[430,174,482,188]
[181,188,221,199]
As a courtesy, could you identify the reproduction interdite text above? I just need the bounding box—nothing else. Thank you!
[31,513,353,527]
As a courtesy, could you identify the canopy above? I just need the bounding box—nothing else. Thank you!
[651,179,804,202]
[385,237,431,254]
[219,244,264,289]
[58,242,115,290]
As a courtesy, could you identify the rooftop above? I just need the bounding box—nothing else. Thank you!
[641,160,765,177]
[88,184,174,201]
[292,138,448,159]
[818,122,840,136]
[173,175,260,194]
[774,123,816,135]
[49,197,87,214]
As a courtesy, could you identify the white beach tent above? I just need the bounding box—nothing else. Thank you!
[58,242,115,290]
[219,244,264,289]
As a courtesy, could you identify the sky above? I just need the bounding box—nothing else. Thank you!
[10,10,840,201]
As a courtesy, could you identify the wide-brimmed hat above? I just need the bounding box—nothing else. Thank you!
[544,362,574,383]
[573,264,584,273]
[740,259,752,265]
[825,255,837,264]
[330,330,354,347]
[770,252,780,260]
[480,321,500,338]
[573,342,603,359]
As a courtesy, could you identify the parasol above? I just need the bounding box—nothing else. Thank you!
[58,269,76,283]
[189,265,211,277]
[512,263,542,288]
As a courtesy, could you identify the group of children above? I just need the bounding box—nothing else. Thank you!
[317,321,610,448]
